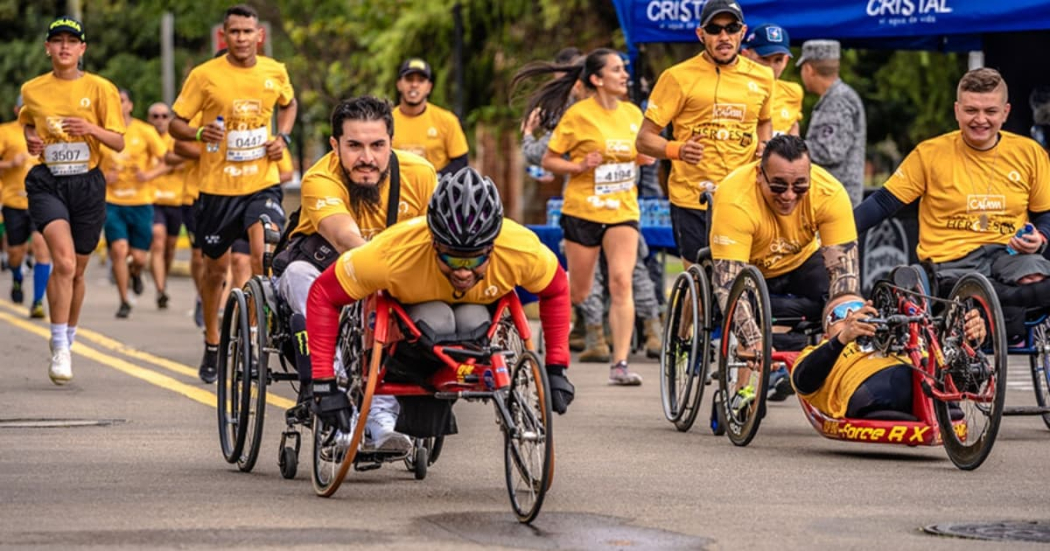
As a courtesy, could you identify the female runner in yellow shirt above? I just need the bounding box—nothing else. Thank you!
[513,48,655,385]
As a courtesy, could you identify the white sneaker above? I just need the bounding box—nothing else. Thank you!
[49,348,72,385]
[363,399,412,453]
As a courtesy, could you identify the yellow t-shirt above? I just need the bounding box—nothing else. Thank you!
[0,121,39,209]
[334,217,559,304]
[100,118,168,206]
[392,103,468,172]
[645,54,775,209]
[19,72,125,176]
[884,130,1050,263]
[293,150,437,241]
[711,160,856,278]
[171,55,295,196]
[772,80,803,137]
[547,97,643,225]
[794,340,908,418]
[152,133,184,206]
[180,113,203,205]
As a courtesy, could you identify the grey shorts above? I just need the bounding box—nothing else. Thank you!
[934,244,1050,285]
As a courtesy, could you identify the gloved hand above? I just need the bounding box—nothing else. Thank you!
[311,379,352,431]
[546,365,574,415]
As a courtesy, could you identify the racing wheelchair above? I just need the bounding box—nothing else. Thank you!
[777,267,1007,471]
[310,290,554,524]
[215,215,436,480]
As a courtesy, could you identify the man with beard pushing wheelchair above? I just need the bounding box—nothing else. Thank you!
[306,167,575,440]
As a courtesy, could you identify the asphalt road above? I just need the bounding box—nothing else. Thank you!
[1,255,1047,550]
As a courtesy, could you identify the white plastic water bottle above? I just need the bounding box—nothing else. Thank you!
[206,116,224,153]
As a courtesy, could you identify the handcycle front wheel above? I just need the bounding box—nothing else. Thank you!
[217,288,250,463]
[660,265,712,432]
[935,273,1007,471]
[501,350,553,524]
[235,276,271,473]
[717,265,773,447]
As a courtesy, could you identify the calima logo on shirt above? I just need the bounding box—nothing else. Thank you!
[712,103,746,121]
[605,139,632,154]
[966,194,1006,213]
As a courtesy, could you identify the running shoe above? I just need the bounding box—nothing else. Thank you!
[767,365,794,402]
[199,343,219,384]
[131,272,144,296]
[609,360,643,386]
[48,348,72,385]
[10,280,23,304]
[363,408,412,453]
[29,300,45,319]
[116,301,131,319]
[157,291,169,310]
[730,385,756,417]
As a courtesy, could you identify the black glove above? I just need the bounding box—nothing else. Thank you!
[311,379,352,431]
[546,365,574,415]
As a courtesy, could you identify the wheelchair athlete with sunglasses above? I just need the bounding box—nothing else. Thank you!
[792,292,986,420]
[710,135,860,412]
[305,167,575,436]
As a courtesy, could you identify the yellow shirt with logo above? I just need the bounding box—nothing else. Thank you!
[0,121,39,209]
[172,55,295,196]
[794,340,908,418]
[392,103,468,172]
[293,150,437,241]
[645,54,775,209]
[772,80,803,136]
[153,133,185,206]
[19,72,125,176]
[547,97,643,225]
[884,130,1050,263]
[100,118,168,206]
[334,217,559,304]
[711,160,856,278]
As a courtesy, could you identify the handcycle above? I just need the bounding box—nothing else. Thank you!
[215,215,436,479]
[777,267,1007,471]
[310,290,554,524]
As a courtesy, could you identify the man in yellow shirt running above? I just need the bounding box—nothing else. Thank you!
[392,58,469,177]
[636,0,775,267]
[169,5,297,383]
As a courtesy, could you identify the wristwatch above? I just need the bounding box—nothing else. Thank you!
[278,132,292,146]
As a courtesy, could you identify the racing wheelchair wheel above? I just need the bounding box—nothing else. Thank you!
[311,302,374,497]
[661,265,712,432]
[1031,320,1050,429]
[502,350,553,524]
[217,288,250,463]
[717,266,773,447]
[935,273,1007,471]
[234,276,270,473]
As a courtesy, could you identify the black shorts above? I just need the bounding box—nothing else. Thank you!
[181,203,199,249]
[1,206,35,247]
[231,237,250,255]
[560,213,639,248]
[670,204,709,264]
[153,205,183,237]
[766,251,828,323]
[194,185,286,259]
[25,165,107,255]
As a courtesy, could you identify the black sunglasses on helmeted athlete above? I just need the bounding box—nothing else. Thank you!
[703,21,744,35]
[760,166,810,196]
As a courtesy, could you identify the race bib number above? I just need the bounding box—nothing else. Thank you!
[44,142,89,176]
[226,127,268,162]
[594,161,636,195]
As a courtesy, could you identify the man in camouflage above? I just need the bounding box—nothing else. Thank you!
[798,40,867,207]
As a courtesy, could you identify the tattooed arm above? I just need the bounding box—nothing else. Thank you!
[821,240,860,298]
[712,259,763,350]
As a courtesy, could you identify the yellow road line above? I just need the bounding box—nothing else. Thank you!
[0,298,295,409]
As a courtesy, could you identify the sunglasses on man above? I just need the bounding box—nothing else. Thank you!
[825,300,866,327]
[703,21,743,35]
[437,250,490,271]
[760,166,810,196]
[148,112,170,119]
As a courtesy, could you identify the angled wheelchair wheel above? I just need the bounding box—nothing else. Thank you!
[312,303,374,497]
[492,310,528,361]
[1030,321,1050,429]
[935,273,1007,471]
[717,266,773,447]
[661,266,712,432]
[502,350,552,524]
[217,288,250,463]
[235,277,270,473]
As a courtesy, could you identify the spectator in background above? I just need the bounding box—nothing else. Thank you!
[798,39,866,207]
[742,23,803,137]
[392,58,469,177]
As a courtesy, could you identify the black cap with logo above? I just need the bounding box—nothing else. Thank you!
[47,16,85,41]
[700,0,745,26]
[398,58,433,81]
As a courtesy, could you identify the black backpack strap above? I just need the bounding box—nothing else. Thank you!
[386,152,401,227]
[274,206,302,256]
